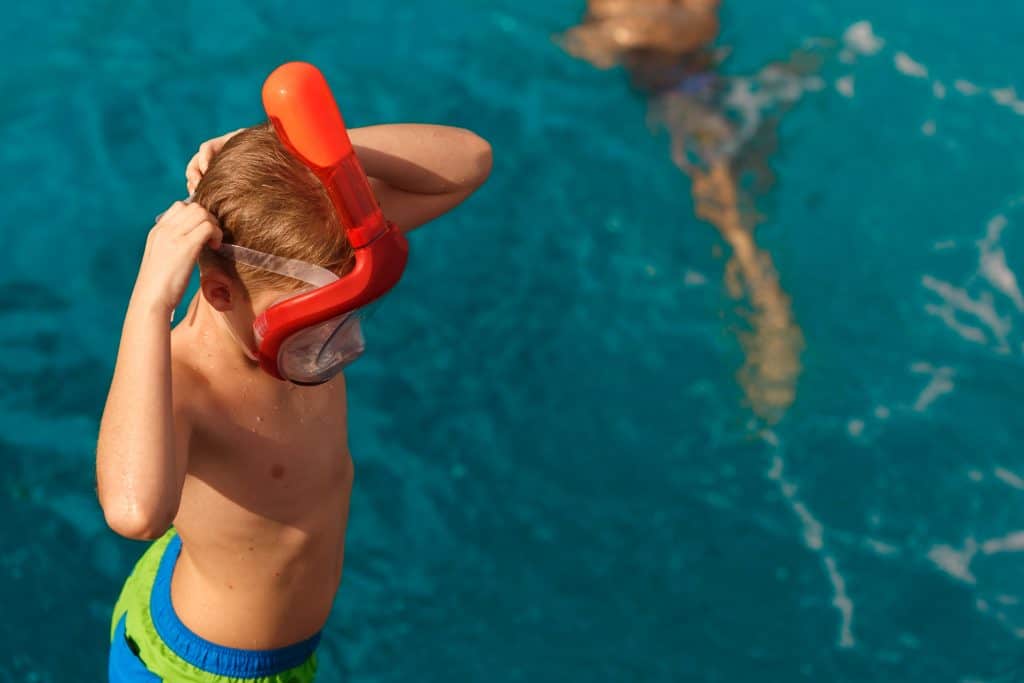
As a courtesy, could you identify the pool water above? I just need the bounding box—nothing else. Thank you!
[2,1,1023,680]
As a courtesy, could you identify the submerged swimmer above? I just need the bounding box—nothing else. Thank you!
[562,0,817,423]
[98,64,492,681]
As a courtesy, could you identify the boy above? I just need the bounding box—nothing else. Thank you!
[561,0,812,423]
[97,118,492,680]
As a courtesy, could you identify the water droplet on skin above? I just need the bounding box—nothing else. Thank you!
[256,416,263,422]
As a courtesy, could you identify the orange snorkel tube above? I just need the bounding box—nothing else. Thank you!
[253,62,409,380]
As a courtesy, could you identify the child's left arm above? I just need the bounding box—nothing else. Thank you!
[349,124,492,232]
[187,124,492,232]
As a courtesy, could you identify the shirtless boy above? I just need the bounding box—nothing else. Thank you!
[98,64,492,681]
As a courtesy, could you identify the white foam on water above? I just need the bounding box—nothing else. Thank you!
[968,469,985,482]
[986,213,1008,232]
[922,275,1012,351]
[909,362,956,412]
[981,531,1024,555]
[954,79,981,96]
[807,76,827,92]
[767,454,856,648]
[921,199,1024,358]
[921,120,937,136]
[835,75,855,98]
[843,21,884,56]
[894,52,928,79]
[846,419,865,437]
[842,25,1024,126]
[994,468,1024,490]
[931,532,1024,638]
[978,214,1024,312]
[865,538,901,556]
[924,302,988,345]
[824,555,856,648]
[874,405,891,420]
[792,501,824,550]
[927,540,978,584]
[992,87,1018,106]
[720,62,821,157]
[683,269,707,286]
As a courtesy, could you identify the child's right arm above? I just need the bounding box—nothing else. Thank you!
[96,201,223,540]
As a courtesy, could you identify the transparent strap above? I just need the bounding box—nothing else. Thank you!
[216,243,340,288]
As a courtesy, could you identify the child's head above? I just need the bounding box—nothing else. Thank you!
[194,122,353,308]
[192,122,356,363]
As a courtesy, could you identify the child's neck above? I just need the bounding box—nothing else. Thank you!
[177,293,265,374]
[175,294,311,399]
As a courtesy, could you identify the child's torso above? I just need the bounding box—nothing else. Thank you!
[168,330,354,650]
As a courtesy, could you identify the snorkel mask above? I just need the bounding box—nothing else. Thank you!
[218,61,409,385]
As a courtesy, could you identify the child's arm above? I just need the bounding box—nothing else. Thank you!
[96,202,224,540]
[186,124,491,232]
[349,124,493,232]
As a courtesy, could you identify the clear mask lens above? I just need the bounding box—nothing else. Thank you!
[276,311,366,385]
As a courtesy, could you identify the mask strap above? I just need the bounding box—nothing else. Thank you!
[216,243,340,288]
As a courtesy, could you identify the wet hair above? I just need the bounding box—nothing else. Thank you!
[193,122,353,295]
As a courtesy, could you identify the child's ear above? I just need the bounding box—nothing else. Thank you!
[199,270,238,312]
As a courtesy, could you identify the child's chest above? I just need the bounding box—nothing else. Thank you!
[191,376,354,516]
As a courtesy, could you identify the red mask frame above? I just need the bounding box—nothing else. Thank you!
[251,62,409,380]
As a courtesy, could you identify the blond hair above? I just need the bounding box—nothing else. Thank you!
[194,122,353,294]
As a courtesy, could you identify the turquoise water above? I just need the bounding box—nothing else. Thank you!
[2,0,1024,680]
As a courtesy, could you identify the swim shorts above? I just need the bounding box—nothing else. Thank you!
[108,528,320,682]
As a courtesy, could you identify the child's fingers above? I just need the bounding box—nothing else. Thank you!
[176,204,218,234]
[196,142,213,173]
[154,199,189,225]
[185,127,245,193]
[207,223,224,250]
[185,144,214,192]
[185,162,202,193]
[186,220,224,251]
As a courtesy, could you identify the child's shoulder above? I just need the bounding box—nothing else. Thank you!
[168,336,217,425]
[168,331,262,434]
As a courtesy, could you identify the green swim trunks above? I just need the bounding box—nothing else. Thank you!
[108,528,320,682]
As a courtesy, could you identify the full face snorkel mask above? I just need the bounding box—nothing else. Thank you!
[218,61,409,385]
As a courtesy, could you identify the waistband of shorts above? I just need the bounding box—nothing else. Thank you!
[149,533,322,678]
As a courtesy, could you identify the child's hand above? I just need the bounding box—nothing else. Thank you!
[133,201,223,314]
[185,128,244,195]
